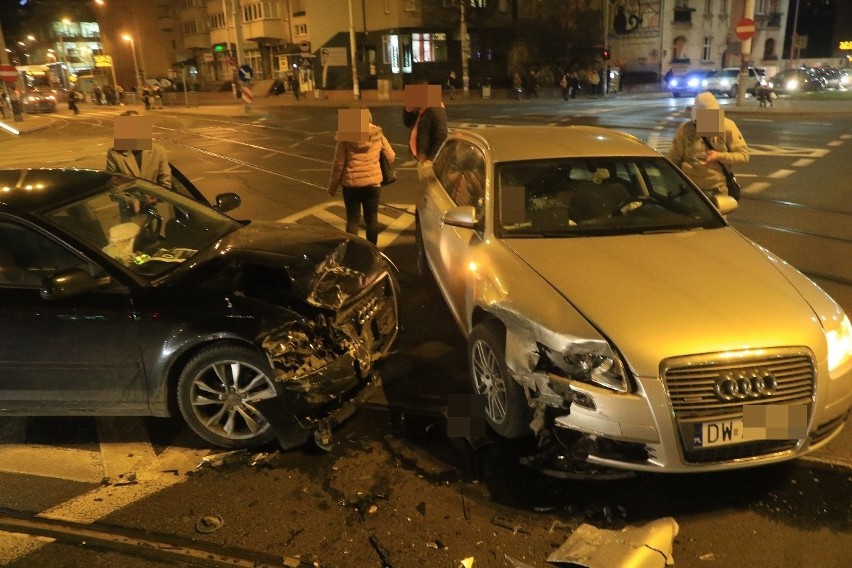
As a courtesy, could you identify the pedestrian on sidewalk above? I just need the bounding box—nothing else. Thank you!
[288,73,300,100]
[403,84,448,164]
[559,73,569,100]
[512,72,522,100]
[445,71,457,100]
[327,107,395,245]
[67,87,80,115]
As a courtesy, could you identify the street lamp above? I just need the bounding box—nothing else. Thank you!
[123,34,140,91]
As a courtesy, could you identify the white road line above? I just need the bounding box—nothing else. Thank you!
[312,208,346,229]
[841,134,852,140]
[743,181,771,194]
[827,140,844,147]
[96,417,159,482]
[0,446,103,483]
[377,207,416,250]
[768,169,796,179]
[791,159,814,168]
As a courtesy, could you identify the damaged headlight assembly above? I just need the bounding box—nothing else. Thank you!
[539,340,630,394]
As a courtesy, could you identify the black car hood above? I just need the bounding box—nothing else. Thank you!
[166,221,388,310]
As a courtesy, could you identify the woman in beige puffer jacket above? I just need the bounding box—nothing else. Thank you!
[328,109,395,245]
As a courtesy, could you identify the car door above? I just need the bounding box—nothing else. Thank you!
[0,219,149,415]
[420,139,486,330]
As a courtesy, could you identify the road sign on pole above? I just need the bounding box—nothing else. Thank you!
[0,64,17,85]
[735,18,756,41]
[238,64,253,82]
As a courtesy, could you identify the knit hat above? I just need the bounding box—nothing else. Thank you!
[692,91,719,122]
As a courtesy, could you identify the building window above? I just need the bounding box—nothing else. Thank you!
[702,36,712,61]
[208,12,226,30]
[412,32,447,63]
[703,0,712,15]
[292,0,305,15]
[295,23,307,36]
[763,38,777,60]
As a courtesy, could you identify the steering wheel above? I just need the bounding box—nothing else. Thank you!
[613,195,657,216]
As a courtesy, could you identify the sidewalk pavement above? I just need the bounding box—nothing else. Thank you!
[3,88,851,135]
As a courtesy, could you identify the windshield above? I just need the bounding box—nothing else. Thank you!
[495,157,724,238]
[44,176,241,277]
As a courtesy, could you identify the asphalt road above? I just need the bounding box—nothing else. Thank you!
[0,97,850,567]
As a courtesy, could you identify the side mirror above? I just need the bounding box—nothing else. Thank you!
[40,268,111,300]
[215,192,241,213]
[442,205,478,229]
[712,194,739,215]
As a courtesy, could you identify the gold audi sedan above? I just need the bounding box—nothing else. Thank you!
[416,126,852,473]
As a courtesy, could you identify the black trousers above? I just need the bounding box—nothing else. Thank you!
[342,185,381,245]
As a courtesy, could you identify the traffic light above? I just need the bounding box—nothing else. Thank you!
[602,49,611,61]
[213,43,227,54]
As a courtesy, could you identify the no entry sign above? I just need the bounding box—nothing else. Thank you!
[736,18,756,41]
[0,64,18,85]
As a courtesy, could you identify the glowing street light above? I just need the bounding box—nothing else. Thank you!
[122,34,140,90]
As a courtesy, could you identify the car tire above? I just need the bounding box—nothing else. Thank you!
[468,320,532,439]
[177,344,282,448]
[728,85,738,98]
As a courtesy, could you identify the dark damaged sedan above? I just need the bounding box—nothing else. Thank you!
[0,169,399,449]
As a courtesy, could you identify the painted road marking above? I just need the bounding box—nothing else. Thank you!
[743,181,770,195]
[827,140,844,147]
[768,169,796,179]
[748,144,829,158]
[278,202,415,250]
[791,159,814,168]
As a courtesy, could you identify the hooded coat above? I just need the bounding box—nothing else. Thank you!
[667,91,749,195]
[328,124,395,193]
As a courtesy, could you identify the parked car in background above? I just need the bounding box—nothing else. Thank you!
[416,125,852,474]
[812,67,844,90]
[666,68,716,98]
[0,168,399,450]
[20,89,57,113]
[702,66,766,97]
[767,68,825,94]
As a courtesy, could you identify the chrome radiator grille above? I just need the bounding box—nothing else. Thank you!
[661,348,816,464]
[663,349,815,419]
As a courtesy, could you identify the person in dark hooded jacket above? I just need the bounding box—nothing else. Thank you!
[328,108,395,245]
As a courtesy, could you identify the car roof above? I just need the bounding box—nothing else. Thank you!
[448,126,661,163]
[0,169,122,214]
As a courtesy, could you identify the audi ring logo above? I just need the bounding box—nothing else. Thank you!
[713,371,778,401]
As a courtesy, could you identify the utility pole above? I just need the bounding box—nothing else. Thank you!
[0,18,10,65]
[348,0,359,99]
[790,0,802,67]
[736,0,755,106]
[460,1,469,98]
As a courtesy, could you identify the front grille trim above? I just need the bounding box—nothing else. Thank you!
[660,347,816,465]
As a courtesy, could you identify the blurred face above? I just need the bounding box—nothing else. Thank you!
[404,84,442,110]
[695,108,723,137]
[337,108,370,142]
[113,115,153,151]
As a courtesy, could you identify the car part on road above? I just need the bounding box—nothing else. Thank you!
[547,517,679,567]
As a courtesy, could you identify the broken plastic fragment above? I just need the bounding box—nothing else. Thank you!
[458,558,474,568]
[546,517,679,567]
[196,449,247,469]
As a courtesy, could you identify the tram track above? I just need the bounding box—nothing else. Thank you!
[0,509,297,567]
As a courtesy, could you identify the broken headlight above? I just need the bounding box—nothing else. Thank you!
[558,341,629,393]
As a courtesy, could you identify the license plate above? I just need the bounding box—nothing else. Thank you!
[693,405,809,448]
[694,419,744,448]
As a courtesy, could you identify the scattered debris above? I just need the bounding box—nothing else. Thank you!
[504,554,535,568]
[548,519,573,534]
[458,557,474,568]
[547,517,679,567]
[283,557,319,567]
[426,539,447,550]
[416,502,427,516]
[368,535,393,568]
[195,514,224,534]
[196,449,248,469]
[699,552,716,561]
[490,515,532,535]
[162,469,180,476]
[249,451,280,468]
[458,475,469,520]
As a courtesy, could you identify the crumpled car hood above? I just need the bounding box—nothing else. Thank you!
[171,221,388,309]
[503,228,825,376]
